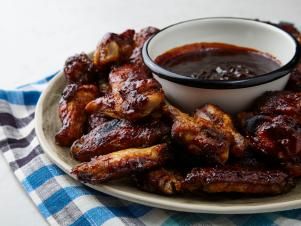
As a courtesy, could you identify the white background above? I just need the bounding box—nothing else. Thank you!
[0,0,301,225]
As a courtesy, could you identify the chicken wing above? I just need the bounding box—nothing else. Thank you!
[163,104,230,164]
[194,104,247,157]
[71,118,170,162]
[183,167,295,195]
[133,168,184,195]
[55,84,99,146]
[72,144,170,184]
[238,91,301,176]
[241,114,301,176]
[93,29,135,69]
[64,53,99,84]
[85,64,164,120]
[252,91,301,122]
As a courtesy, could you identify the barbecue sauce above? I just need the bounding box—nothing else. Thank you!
[155,43,281,80]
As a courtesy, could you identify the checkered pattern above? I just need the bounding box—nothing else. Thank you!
[1,73,301,226]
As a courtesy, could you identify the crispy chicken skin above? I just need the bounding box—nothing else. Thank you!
[194,104,247,157]
[93,29,135,69]
[163,104,230,164]
[133,168,184,195]
[55,84,99,146]
[72,144,170,184]
[85,64,164,120]
[71,118,170,162]
[64,53,98,84]
[183,167,295,195]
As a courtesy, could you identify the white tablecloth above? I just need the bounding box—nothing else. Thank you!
[1,0,301,225]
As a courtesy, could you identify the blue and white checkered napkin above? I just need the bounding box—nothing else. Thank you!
[2,73,301,226]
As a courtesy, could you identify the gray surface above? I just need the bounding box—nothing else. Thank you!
[0,0,301,225]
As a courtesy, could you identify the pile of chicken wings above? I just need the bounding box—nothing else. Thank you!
[55,22,301,197]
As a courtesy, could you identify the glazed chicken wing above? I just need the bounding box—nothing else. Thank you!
[183,167,295,195]
[64,53,99,84]
[240,114,301,176]
[55,84,99,146]
[71,118,170,162]
[85,64,164,120]
[72,144,170,184]
[163,104,230,164]
[133,168,184,195]
[238,91,301,176]
[93,29,135,69]
[252,91,301,121]
[194,104,247,157]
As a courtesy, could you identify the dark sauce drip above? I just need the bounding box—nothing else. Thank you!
[155,43,281,80]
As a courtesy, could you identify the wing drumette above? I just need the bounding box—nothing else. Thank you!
[64,53,99,84]
[72,144,170,184]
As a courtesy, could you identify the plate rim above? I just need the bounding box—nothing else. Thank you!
[35,70,301,214]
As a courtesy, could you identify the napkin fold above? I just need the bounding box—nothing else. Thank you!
[1,73,301,226]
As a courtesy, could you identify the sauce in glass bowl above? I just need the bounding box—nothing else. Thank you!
[155,42,281,81]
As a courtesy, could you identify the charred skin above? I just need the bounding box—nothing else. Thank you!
[194,104,247,158]
[71,119,170,162]
[55,84,99,146]
[241,114,301,177]
[238,90,301,177]
[163,104,230,164]
[64,53,99,84]
[252,91,301,122]
[133,168,184,195]
[183,167,295,195]
[72,144,170,184]
[85,64,164,121]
